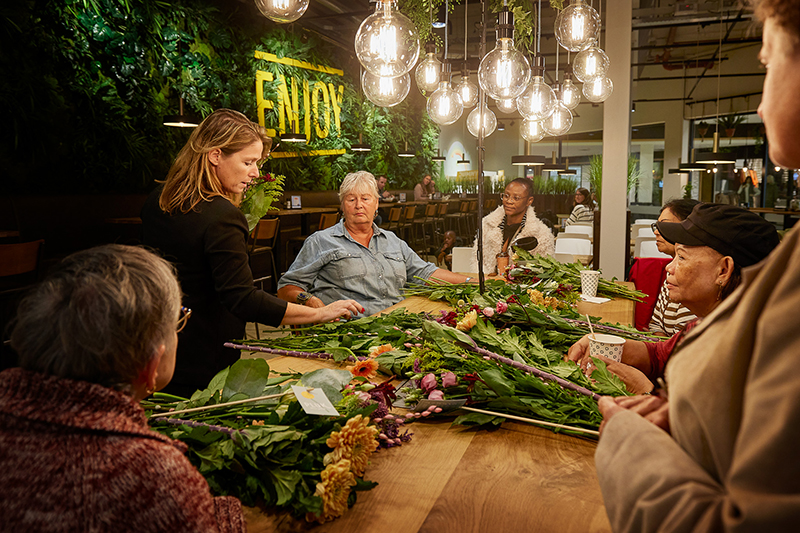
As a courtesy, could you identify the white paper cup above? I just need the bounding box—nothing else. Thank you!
[588,334,626,363]
[580,270,601,298]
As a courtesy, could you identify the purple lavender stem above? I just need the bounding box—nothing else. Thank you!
[224,342,365,362]
[156,417,242,436]
[465,345,601,401]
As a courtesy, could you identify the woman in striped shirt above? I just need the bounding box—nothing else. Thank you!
[565,187,594,227]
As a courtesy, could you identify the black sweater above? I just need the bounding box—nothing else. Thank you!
[141,187,287,396]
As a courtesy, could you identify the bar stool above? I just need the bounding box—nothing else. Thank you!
[248,218,280,294]
[412,203,438,256]
[400,205,417,246]
[380,206,403,235]
[285,212,339,270]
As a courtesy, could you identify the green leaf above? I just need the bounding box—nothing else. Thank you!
[478,367,515,397]
[589,357,632,396]
[267,467,303,506]
[453,412,504,427]
[298,368,352,405]
[222,358,271,401]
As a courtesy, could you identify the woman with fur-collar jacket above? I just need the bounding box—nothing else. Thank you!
[472,178,555,274]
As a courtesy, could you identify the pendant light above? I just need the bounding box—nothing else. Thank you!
[696,1,735,166]
[454,0,479,108]
[559,160,577,175]
[163,97,200,128]
[573,46,609,83]
[561,70,582,110]
[517,3,556,121]
[542,151,566,172]
[477,4,531,101]
[355,1,420,78]
[677,149,709,172]
[495,97,517,114]
[521,117,546,142]
[280,131,307,143]
[432,151,446,162]
[362,69,411,108]
[457,154,470,164]
[398,141,415,157]
[554,0,600,53]
[415,42,442,95]
[543,86,574,136]
[467,104,497,138]
[426,2,463,126]
[351,133,371,152]
[512,141,546,166]
[254,0,309,24]
[582,75,613,103]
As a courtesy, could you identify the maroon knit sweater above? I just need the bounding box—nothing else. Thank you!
[0,368,245,532]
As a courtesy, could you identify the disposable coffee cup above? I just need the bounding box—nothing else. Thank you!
[580,270,601,298]
[588,334,626,363]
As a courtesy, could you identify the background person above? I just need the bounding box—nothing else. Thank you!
[473,178,555,274]
[594,12,800,525]
[278,171,474,316]
[414,174,435,201]
[564,187,594,227]
[142,109,361,397]
[0,245,245,532]
[567,203,780,382]
[648,198,700,335]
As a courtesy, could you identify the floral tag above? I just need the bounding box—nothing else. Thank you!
[291,385,339,416]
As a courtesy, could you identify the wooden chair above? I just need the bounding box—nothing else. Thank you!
[399,205,417,245]
[434,202,448,235]
[484,198,498,212]
[248,218,280,293]
[381,206,403,234]
[285,212,339,271]
[444,200,470,239]
[467,199,478,235]
[412,203,438,256]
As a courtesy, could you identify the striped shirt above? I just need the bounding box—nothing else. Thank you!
[648,280,697,336]
[565,204,593,226]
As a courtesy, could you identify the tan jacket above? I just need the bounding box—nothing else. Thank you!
[596,229,800,532]
[472,205,555,273]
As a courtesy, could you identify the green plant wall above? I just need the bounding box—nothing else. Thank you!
[1,0,439,193]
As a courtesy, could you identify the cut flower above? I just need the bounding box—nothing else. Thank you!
[325,414,379,477]
[347,359,379,379]
[368,343,395,358]
[456,310,478,331]
[309,458,356,523]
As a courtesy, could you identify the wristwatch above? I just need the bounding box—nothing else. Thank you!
[296,291,314,305]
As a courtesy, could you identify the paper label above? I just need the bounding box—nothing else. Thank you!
[291,386,339,416]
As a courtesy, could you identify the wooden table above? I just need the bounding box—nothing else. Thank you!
[747,207,800,229]
[275,206,339,235]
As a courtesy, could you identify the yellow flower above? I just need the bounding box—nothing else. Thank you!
[368,343,394,358]
[309,459,356,523]
[346,359,379,379]
[456,310,478,331]
[526,288,563,310]
[325,414,379,477]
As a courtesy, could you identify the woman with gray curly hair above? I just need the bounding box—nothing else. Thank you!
[0,245,245,532]
[279,171,474,315]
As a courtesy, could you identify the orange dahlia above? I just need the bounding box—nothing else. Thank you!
[347,358,379,379]
[325,414,379,476]
[309,458,356,523]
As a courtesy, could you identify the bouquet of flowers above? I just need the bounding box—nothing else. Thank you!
[240,172,285,232]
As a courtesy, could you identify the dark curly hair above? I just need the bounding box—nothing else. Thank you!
[754,0,800,49]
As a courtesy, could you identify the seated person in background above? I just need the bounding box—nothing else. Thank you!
[538,209,559,237]
[414,174,435,201]
[473,178,555,274]
[566,203,780,383]
[437,230,457,270]
[376,174,393,200]
[278,171,475,316]
[565,187,594,227]
[648,198,700,335]
[0,245,245,532]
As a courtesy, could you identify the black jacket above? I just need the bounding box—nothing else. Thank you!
[141,187,287,396]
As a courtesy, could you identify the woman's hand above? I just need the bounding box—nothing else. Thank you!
[565,334,592,368]
[598,394,670,436]
[315,299,364,322]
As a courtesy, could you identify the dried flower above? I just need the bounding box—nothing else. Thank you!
[309,459,356,523]
[325,414,379,476]
[347,359,379,379]
[496,301,508,314]
[456,310,478,331]
[441,371,457,388]
[368,343,394,358]
[420,373,438,393]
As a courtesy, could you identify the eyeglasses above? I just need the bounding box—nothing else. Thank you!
[176,306,192,333]
[501,193,529,202]
[651,222,659,234]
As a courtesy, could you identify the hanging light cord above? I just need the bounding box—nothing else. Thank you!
[537,0,542,54]
[715,0,723,136]
[464,0,468,61]
[444,0,449,62]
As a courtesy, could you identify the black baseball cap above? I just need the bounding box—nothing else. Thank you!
[656,203,780,268]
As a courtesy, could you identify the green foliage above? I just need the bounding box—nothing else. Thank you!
[586,154,641,208]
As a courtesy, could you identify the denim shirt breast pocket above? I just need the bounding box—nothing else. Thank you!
[331,251,368,281]
[382,251,407,287]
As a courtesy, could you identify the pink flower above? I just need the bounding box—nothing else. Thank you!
[496,300,508,313]
[441,371,457,388]
[428,390,444,401]
[482,306,495,317]
[420,373,438,393]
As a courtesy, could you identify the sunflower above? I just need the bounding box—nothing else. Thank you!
[308,459,356,523]
[325,414,379,476]
[347,358,379,379]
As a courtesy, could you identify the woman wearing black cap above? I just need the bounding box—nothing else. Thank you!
[589,2,800,529]
[566,203,781,382]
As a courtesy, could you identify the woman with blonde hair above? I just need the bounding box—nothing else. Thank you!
[142,109,361,396]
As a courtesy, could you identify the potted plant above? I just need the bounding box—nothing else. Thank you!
[696,121,710,141]
[587,154,642,208]
[717,114,745,142]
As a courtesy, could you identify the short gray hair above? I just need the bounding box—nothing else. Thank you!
[339,171,380,203]
[10,244,181,394]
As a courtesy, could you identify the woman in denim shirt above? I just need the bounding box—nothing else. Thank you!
[278,171,474,316]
